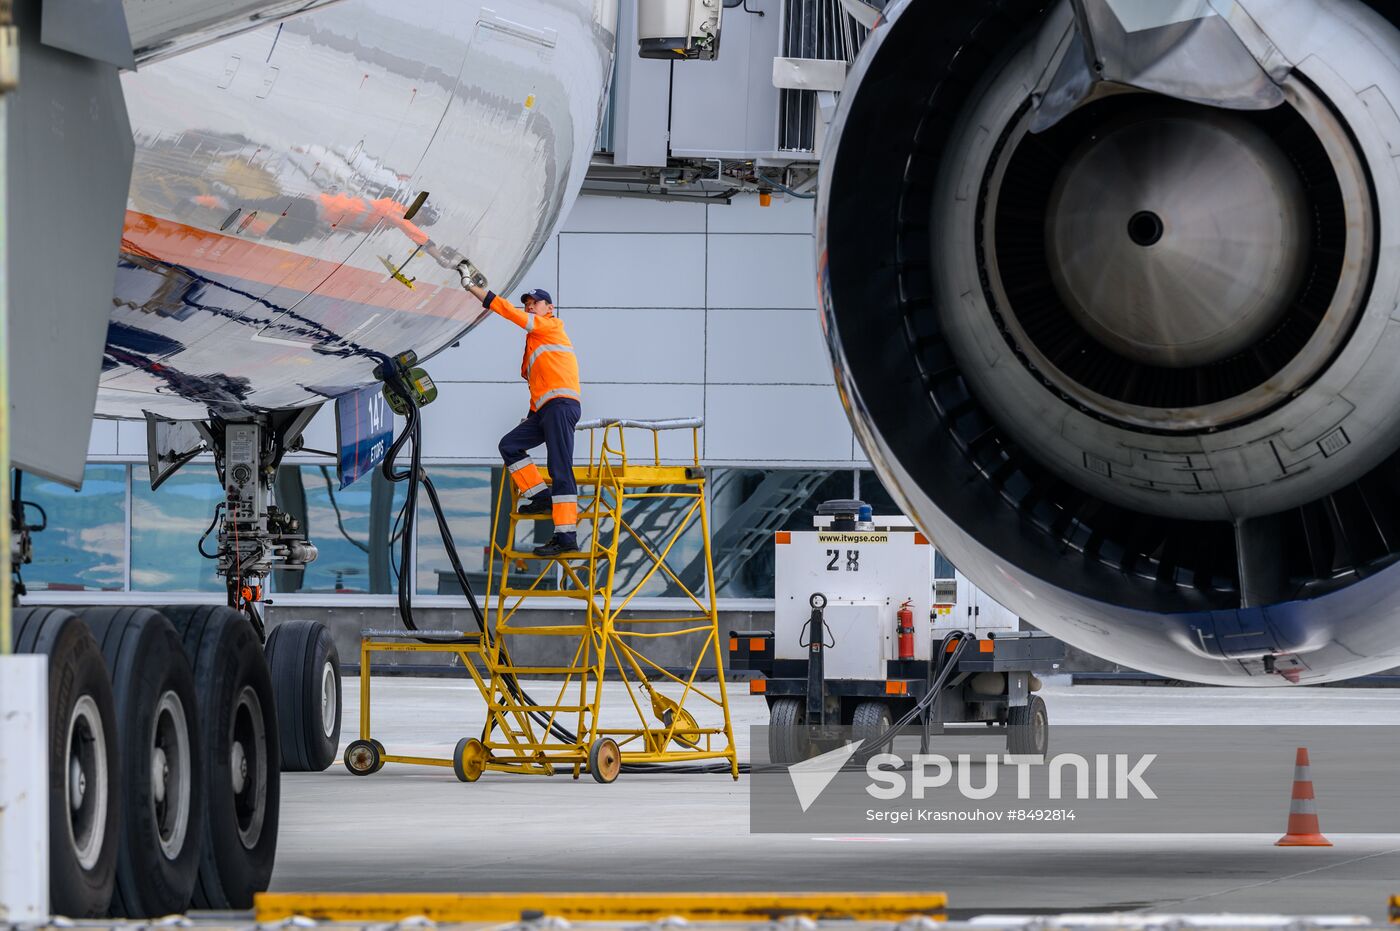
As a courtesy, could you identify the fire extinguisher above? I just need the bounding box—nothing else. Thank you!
[897,599,915,660]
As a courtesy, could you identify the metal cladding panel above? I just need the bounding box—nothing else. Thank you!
[558,232,707,307]
[707,309,830,385]
[611,0,671,167]
[668,3,782,159]
[706,233,817,308]
[704,384,852,461]
[8,0,134,487]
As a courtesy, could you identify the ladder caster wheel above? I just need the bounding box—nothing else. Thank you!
[588,737,621,784]
[344,739,381,776]
[454,737,487,783]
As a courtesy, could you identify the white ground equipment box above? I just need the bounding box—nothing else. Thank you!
[729,500,1063,763]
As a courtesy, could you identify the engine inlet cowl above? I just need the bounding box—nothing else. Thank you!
[818,0,1400,684]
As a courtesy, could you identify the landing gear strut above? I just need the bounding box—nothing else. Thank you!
[206,412,319,636]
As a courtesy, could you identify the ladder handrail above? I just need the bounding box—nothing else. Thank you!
[576,417,703,432]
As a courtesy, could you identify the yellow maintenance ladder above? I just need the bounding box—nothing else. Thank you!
[349,417,738,783]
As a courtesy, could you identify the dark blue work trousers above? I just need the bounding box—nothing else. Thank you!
[498,398,581,499]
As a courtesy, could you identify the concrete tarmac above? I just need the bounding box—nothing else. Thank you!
[275,679,1400,921]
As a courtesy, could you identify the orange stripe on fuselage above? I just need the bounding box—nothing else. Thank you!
[121,211,473,321]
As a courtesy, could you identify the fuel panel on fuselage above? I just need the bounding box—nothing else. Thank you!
[100,0,613,420]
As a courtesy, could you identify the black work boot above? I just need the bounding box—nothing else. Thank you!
[517,494,552,516]
[533,532,578,557]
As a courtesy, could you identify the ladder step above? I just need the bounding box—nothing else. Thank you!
[493,666,597,675]
[496,624,592,635]
[497,588,594,600]
[511,509,607,522]
[489,703,590,713]
[503,549,600,561]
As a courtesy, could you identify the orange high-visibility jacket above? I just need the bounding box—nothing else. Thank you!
[483,291,581,411]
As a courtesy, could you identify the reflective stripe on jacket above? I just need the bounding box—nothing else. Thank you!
[484,291,582,411]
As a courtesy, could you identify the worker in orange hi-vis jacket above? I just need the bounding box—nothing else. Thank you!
[459,262,581,557]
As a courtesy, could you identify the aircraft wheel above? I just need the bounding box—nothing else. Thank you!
[162,606,279,909]
[79,607,202,918]
[12,607,119,917]
[265,619,341,772]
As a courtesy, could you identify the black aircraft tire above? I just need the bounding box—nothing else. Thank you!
[265,620,341,772]
[13,607,120,918]
[161,606,279,910]
[80,607,203,918]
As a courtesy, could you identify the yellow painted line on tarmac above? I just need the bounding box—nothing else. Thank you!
[256,891,948,923]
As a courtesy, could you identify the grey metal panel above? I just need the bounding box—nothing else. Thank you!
[418,382,528,460]
[519,236,560,301]
[433,314,532,384]
[611,0,671,167]
[88,420,119,456]
[558,231,706,307]
[704,384,853,461]
[568,307,706,384]
[9,0,133,487]
[706,194,814,234]
[707,308,829,384]
[41,0,135,70]
[564,193,706,232]
[669,0,782,159]
[706,232,816,308]
[577,382,704,460]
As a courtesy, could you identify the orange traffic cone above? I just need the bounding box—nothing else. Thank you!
[1275,747,1332,847]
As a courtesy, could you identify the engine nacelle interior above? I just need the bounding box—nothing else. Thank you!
[818,0,1400,684]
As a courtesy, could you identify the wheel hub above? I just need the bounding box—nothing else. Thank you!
[320,660,337,739]
[70,757,86,809]
[230,741,247,794]
[152,747,168,804]
[66,694,108,871]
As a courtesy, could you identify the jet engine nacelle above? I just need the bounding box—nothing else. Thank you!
[818,0,1400,684]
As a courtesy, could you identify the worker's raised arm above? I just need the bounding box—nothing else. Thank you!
[457,261,530,329]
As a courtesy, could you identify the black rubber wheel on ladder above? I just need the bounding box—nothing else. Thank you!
[588,737,621,783]
[767,697,806,767]
[12,607,120,918]
[1006,694,1049,756]
[265,619,341,773]
[453,737,487,782]
[343,739,381,776]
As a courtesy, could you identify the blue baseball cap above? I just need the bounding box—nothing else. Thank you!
[519,288,553,305]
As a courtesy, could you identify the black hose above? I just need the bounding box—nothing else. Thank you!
[854,630,970,758]
[377,373,579,745]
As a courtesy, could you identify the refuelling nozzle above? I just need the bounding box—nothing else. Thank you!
[457,260,488,290]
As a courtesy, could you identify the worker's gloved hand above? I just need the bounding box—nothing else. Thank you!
[456,260,488,290]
